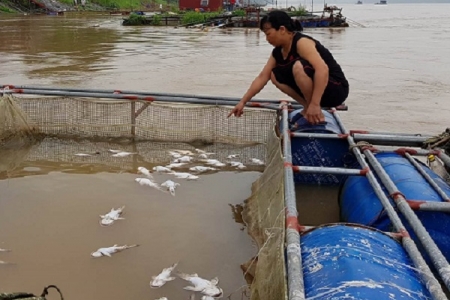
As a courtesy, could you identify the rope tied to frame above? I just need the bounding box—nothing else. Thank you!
[349,141,373,151]
[422,128,450,153]
[0,285,64,300]
[40,285,64,300]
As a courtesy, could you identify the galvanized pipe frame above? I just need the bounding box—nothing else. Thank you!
[404,152,450,202]
[281,102,306,300]
[372,146,450,170]
[0,83,287,104]
[364,149,450,289]
[1,88,284,110]
[0,85,351,111]
[331,110,449,299]
[353,133,429,147]
[291,165,367,176]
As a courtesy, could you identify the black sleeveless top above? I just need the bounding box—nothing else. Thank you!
[272,32,348,86]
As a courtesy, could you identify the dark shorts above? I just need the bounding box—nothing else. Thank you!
[272,59,349,108]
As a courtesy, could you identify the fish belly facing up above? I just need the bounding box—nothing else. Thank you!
[135,178,165,192]
[161,180,180,196]
[150,262,178,288]
[138,166,153,179]
[99,206,125,226]
[91,244,139,258]
[177,272,223,298]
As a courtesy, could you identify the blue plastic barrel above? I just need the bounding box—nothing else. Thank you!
[301,224,431,299]
[287,109,357,185]
[340,152,450,263]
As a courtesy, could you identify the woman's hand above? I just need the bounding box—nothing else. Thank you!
[228,102,245,118]
[305,104,325,124]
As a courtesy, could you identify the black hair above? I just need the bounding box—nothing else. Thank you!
[259,10,303,32]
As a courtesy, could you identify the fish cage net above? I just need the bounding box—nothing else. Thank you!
[0,94,288,300]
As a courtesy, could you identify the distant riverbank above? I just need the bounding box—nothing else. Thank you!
[0,0,176,14]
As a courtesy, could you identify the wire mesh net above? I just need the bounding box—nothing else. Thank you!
[0,94,287,299]
[4,96,274,145]
[0,95,40,148]
[242,126,288,300]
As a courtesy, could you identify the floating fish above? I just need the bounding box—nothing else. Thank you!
[135,178,165,192]
[0,248,11,252]
[174,156,193,163]
[166,162,187,169]
[155,298,168,300]
[91,244,139,258]
[150,262,178,288]
[170,172,199,180]
[153,166,172,173]
[195,149,215,155]
[202,159,226,167]
[108,149,122,153]
[251,158,264,165]
[161,180,180,196]
[198,153,208,159]
[74,153,91,157]
[138,166,153,179]
[229,161,246,169]
[227,154,239,159]
[0,260,15,265]
[169,151,182,159]
[99,206,125,226]
[189,166,217,173]
[172,150,194,156]
[112,151,136,157]
[177,272,223,298]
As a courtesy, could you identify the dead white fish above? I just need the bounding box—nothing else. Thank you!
[99,206,125,226]
[0,260,15,265]
[150,262,178,288]
[0,248,11,252]
[161,180,180,196]
[153,166,172,173]
[229,161,246,169]
[91,244,139,258]
[108,149,122,153]
[166,162,187,169]
[177,272,223,298]
[251,158,265,165]
[189,166,217,173]
[74,153,91,157]
[174,156,193,163]
[112,151,136,157]
[138,166,153,179]
[155,298,168,300]
[202,159,226,167]
[195,149,215,155]
[170,172,199,180]
[198,153,208,159]
[173,150,195,156]
[169,151,182,159]
[227,154,239,159]
[135,178,165,192]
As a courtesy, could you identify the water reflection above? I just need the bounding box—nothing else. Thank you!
[0,16,121,81]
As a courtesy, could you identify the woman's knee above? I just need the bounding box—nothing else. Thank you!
[292,61,314,79]
[270,72,279,85]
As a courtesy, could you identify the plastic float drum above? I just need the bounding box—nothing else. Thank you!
[340,152,450,263]
[286,109,356,186]
[301,223,431,299]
